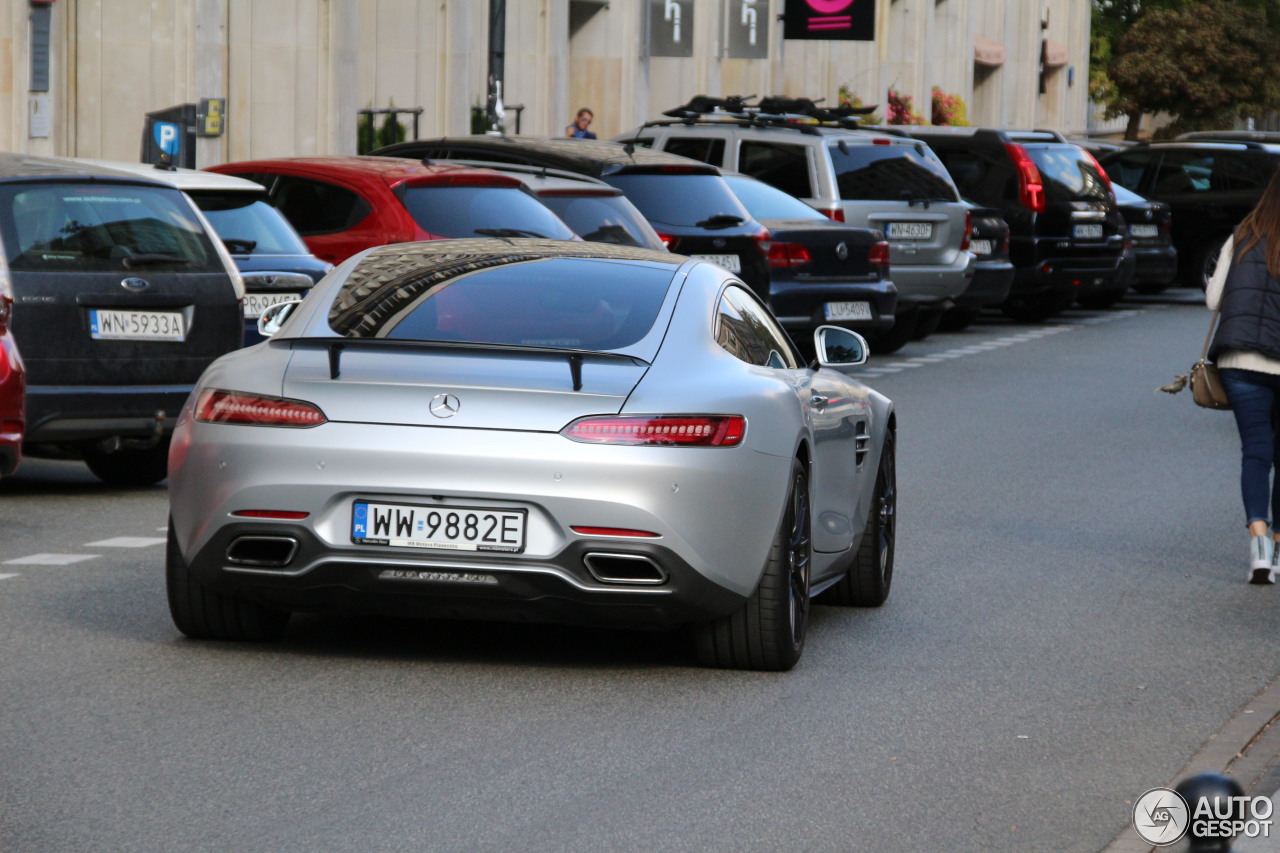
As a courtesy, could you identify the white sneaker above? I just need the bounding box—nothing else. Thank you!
[1250,535,1275,584]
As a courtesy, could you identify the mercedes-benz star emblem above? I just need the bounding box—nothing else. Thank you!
[835,242,849,261]
[121,277,150,292]
[429,393,461,419]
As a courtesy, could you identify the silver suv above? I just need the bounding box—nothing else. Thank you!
[618,97,974,347]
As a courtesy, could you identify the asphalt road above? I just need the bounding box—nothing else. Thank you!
[2,291,1274,853]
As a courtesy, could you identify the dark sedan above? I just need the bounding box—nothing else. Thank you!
[1113,183,1177,295]
[718,172,895,349]
[943,201,1014,331]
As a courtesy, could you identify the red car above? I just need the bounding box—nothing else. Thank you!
[206,157,578,264]
[0,272,25,479]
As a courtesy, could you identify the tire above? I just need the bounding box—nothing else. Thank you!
[823,430,896,607]
[1192,235,1229,291]
[937,306,980,332]
[694,464,812,671]
[910,306,944,341]
[1075,289,1126,310]
[867,307,918,355]
[166,522,291,641]
[83,441,170,487]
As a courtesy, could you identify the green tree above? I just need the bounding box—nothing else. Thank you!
[1093,0,1280,138]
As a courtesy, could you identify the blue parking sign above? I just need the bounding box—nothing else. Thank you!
[153,121,180,155]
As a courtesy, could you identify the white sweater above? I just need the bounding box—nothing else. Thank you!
[1204,235,1280,376]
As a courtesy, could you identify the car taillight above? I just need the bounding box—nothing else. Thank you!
[819,207,846,223]
[195,389,327,427]
[753,226,772,256]
[656,231,681,250]
[570,526,660,538]
[868,240,891,268]
[1004,143,1045,214]
[768,242,811,267]
[561,415,746,447]
[231,510,311,519]
[960,210,972,252]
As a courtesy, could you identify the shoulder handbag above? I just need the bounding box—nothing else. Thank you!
[1189,308,1231,410]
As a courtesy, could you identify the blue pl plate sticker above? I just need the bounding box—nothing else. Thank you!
[352,502,368,537]
[89,310,100,336]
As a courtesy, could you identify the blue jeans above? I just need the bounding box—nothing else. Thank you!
[1220,367,1280,526]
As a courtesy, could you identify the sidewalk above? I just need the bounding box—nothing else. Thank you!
[1104,674,1280,852]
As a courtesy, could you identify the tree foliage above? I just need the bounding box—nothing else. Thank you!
[1093,0,1280,137]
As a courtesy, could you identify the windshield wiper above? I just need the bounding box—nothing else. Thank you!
[473,228,548,239]
[122,253,191,268]
[694,214,745,229]
[222,238,258,254]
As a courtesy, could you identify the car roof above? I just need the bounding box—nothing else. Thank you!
[0,152,182,186]
[375,136,723,177]
[58,158,267,192]
[874,126,1069,145]
[425,159,624,194]
[210,155,523,188]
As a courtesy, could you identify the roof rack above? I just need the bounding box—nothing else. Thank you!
[643,94,880,135]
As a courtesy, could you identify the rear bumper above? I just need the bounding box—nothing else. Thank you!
[1132,245,1179,284]
[889,253,975,306]
[770,279,897,334]
[23,385,191,445]
[183,521,749,630]
[956,260,1015,309]
[1010,252,1125,298]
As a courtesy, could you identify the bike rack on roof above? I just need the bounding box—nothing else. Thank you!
[630,94,880,138]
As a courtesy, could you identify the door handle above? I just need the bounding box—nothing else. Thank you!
[810,394,829,412]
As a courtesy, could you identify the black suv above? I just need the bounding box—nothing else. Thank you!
[370,137,772,302]
[1099,139,1280,288]
[0,155,243,485]
[885,127,1127,320]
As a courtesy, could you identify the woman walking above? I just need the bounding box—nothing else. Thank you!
[1208,170,1280,584]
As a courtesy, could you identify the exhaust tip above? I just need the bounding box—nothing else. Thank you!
[225,536,298,568]
[583,553,667,586]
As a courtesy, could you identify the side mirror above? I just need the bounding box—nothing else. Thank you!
[813,325,869,367]
[257,298,303,338]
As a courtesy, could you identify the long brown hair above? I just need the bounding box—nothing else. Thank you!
[1235,169,1280,278]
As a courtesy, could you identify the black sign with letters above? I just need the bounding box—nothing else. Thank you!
[783,0,875,41]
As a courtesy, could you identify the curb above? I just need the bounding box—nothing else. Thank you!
[1101,672,1280,852]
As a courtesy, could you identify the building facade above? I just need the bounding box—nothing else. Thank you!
[0,0,1092,166]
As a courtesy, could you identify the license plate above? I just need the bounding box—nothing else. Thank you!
[351,500,526,553]
[1130,224,1159,238]
[970,239,993,255]
[691,254,741,272]
[888,222,933,240]
[1074,224,1104,239]
[244,291,305,319]
[824,301,872,321]
[89,309,186,341]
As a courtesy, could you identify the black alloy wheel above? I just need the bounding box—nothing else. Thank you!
[823,430,896,607]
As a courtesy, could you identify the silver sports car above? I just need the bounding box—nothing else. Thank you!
[166,239,896,670]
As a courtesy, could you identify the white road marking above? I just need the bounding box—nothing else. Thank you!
[83,537,166,548]
[886,362,925,369]
[0,573,20,580]
[3,554,97,566]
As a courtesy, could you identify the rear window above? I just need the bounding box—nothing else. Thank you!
[537,193,666,250]
[0,182,225,273]
[189,191,311,256]
[1025,145,1112,202]
[603,174,751,227]
[739,141,813,198]
[329,257,673,350]
[828,143,959,203]
[723,175,825,220]
[400,186,576,240]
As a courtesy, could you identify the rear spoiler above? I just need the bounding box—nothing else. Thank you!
[278,336,649,391]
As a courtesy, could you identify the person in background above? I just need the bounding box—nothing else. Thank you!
[1207,170,1280,583]
[565,108,596,139]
